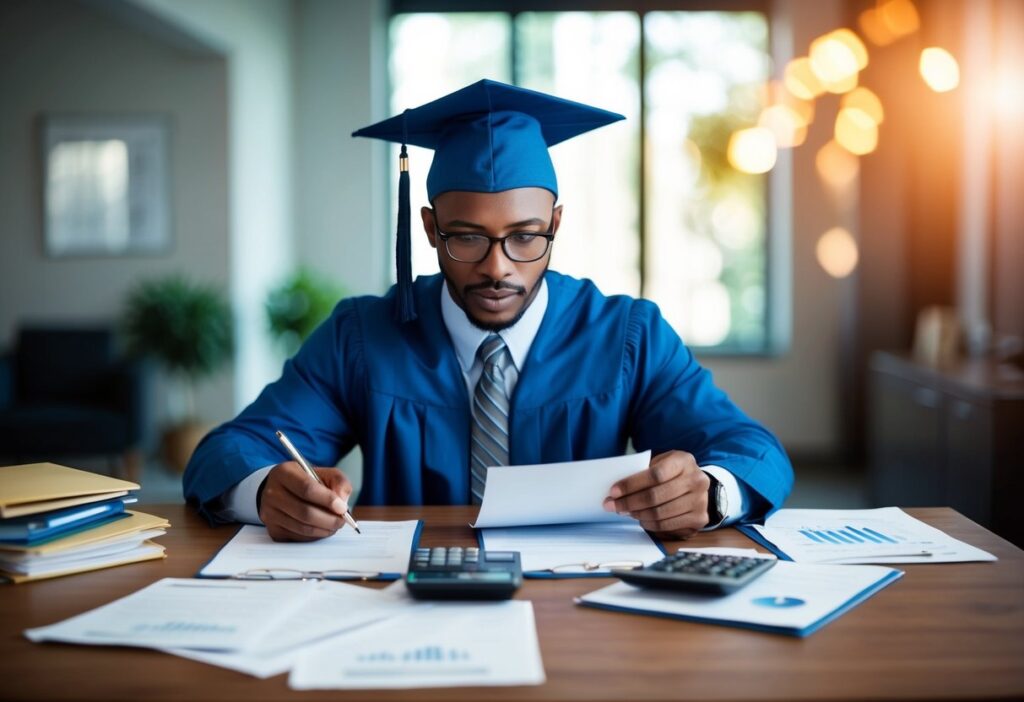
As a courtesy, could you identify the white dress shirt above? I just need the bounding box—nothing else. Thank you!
[220,279,748,526]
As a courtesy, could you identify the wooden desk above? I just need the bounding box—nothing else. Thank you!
[2,505,1022,701]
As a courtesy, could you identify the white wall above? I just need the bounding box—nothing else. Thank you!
[129,0,296,411]
[293,0,389,295]
[0,0,234,424]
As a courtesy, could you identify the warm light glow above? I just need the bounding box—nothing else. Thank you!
[822,72,859,95]
[815,140,860,191]
[835,108,878,155]
[758,105,808,148]
[994,68,1024,119]
[832,28,869,70]
[810,31,861,86]
[784,57,825,100]
[727,127,778,174]
[920,47,960,93]
[761,80,815,125]
[816,227,859,278]
[858,8,896,47]
[841,87,885,124]
[879,0,920,38]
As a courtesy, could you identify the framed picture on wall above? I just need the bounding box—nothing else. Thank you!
[40,114,171,257]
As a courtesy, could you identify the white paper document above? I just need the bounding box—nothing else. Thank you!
[0,529,166,575]
[472,450,651,528]
[198,520,420,578]
[25,578,311,651]
[289,600,545,689]
[480,522,664,574]
[745,507,997,564]
[578,558,903,637]
[166,581,414,678]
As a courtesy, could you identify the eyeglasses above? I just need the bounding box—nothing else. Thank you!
[433,209,555,263]
[542,560,644,575]
[231,568,380,581]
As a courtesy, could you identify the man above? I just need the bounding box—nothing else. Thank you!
[184,80,793,542]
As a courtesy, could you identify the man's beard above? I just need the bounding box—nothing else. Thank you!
[442,266,547,332]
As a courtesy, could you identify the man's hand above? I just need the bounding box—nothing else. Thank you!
[258,461,354,542]
[603,450,710,540]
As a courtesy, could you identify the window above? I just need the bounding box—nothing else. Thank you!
[389,4,774,353]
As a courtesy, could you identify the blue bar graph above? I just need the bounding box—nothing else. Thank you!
[844,525,883,543]
[798,525,900,546]
[799,529,823,543]
[358,646,470,664]
[861,527,899,544]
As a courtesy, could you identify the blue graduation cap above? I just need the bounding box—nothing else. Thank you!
[353,79,625,322]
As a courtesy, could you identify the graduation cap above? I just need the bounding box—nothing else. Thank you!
[352,79,625,323]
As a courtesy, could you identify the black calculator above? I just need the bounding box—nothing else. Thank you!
[405,546,523,600]
[612,551,776,595]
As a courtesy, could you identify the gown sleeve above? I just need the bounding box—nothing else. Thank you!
[624,299,794,519]
[183,299,364,523]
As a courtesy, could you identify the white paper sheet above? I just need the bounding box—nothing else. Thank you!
[472,451,651,528]
[24,578,311,651]
[578,559,902,635]
[0,530,166,573]
[480,522,665,574]
[289,600,545,689]
[166,581,415,678]
[198,520,419,578]
[748,507,997,564]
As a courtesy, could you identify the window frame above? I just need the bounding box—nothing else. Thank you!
[388,0,788,357]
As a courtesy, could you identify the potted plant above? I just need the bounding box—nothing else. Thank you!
[122,275,233,472]
[265,267,345,356]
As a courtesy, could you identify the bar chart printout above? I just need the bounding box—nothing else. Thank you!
[797,525,900,546]
[747,508,997,564]
[289,601,545,689]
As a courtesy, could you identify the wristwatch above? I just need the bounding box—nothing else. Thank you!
[705,472,728,530]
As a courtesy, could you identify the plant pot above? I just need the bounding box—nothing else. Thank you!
[161,420,213,474]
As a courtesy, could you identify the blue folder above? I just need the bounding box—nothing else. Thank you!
[737,525,796,560]
[0,497,134,543]
[577,567,904,637]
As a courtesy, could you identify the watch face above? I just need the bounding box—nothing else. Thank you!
[709,479,727,526]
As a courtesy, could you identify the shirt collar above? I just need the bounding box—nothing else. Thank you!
[441,278,549,373]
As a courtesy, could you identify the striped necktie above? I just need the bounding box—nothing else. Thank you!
[470,334,512,505]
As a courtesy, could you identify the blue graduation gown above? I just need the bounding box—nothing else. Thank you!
[184,272,793,522]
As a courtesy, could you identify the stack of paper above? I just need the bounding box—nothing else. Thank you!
[0,463,169,583]
[473,451,666,577]
[26,578,546,689]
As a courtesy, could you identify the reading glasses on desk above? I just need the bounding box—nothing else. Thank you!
[231,568,381,581]
[542,560,644,574]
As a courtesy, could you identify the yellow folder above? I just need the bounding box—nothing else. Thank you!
[0,511,170,555]
[0,463,139,518]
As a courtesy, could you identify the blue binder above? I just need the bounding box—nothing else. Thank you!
[0,497,133,543]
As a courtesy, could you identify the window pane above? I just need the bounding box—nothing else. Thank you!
[644,12,770,350]
[516,12,641,297]
[389,13,512,279]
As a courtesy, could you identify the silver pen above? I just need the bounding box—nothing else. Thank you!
[275,429,361,534]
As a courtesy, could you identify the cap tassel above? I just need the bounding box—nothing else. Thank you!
[394,143,416,322]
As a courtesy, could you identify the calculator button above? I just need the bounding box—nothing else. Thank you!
[485,552,515,562]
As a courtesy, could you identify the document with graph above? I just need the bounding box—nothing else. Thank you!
[739,507,997,564]
[289,600,545,689]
